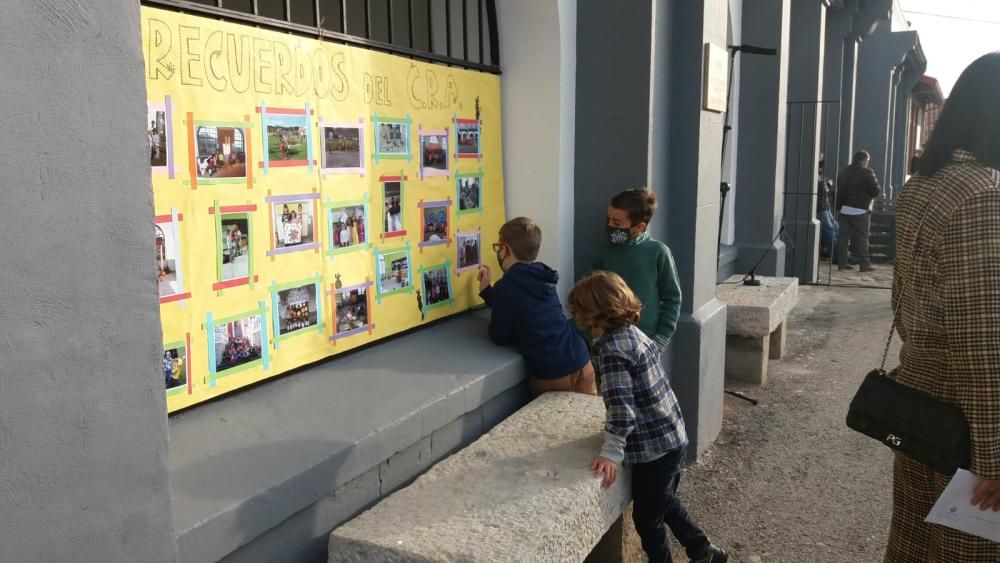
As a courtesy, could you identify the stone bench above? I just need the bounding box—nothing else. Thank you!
[716,275,799,384]
[328,392,630,562]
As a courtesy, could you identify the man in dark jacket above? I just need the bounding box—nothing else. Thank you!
[835,150,881,272]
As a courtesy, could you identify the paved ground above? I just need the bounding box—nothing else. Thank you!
[663,278,900,562]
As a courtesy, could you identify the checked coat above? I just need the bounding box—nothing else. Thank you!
[887,149,1000,561]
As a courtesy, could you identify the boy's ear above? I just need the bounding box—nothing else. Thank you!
[633,221,648,234]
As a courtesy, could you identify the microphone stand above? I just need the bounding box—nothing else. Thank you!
[742,226,784,286]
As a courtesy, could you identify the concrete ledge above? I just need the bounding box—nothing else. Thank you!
[168,310,528,563]
[329,392,630,562]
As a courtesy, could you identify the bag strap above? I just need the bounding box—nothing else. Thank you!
[879,207,933,373]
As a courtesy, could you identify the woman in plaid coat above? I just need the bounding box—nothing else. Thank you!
[888,53,1000,561]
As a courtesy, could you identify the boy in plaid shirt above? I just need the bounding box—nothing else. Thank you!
[568,271,727,563]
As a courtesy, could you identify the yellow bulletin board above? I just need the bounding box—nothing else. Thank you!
[144,6,504,413]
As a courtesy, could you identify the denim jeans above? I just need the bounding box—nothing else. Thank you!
[836,212,871,268]
[819,208,838,257]
[632,448,711,563]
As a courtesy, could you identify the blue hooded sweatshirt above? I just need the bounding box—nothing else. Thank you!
[479,262,590,379]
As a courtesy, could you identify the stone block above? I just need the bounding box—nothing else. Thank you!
[725,334,770,385]
[769,322,787,360]
[716,275,799,338]
[329,392,630,562]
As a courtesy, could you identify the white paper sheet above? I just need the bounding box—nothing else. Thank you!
[926,469,1000,542]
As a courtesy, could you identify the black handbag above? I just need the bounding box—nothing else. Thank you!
[844,215,971,476]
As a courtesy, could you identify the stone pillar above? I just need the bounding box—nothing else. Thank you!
[575,0,729,458]
[573,0,654,281]
[783,0,827,283]
[890,67,922,199]
[733,0,791,277]
[821,0,859,171]
[662,0,730,459]
[0,1,178,562]
[499,0,577,299]
[853,24,919,193]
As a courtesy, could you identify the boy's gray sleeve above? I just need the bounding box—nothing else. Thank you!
[598,354,634,464]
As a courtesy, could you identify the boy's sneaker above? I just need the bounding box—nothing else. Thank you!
[691,545,728,563]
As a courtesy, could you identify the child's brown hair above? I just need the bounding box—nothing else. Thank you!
[567,271,643,330]
[610,187,657,226]
[499,217,542,262]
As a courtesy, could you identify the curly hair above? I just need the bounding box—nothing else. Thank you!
[567,271,643,330]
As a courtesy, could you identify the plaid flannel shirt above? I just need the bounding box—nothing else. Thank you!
[593,324,687,466]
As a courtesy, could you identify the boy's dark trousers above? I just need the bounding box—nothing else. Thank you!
[632,448,711,563]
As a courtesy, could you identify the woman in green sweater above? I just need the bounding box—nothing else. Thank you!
[593,187,682,351]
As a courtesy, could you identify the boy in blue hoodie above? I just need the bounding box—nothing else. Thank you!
[478,217,596,395]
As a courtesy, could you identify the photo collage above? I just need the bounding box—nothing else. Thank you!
[147,19,496,413]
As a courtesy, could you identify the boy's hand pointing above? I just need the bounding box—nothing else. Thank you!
[478,265,492,292]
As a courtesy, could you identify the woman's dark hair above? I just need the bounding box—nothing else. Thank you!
[918,52,1000,177]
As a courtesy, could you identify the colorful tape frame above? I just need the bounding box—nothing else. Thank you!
[455,169,485,216]
[374,242,414,303]
[186,114,254,189]
[418,198,453,251]
[330,279,375,343]
[380,173,408,240]
[156,208,192,304]
[372,113,412,164]
[455,229,482,276]
[265,192,322,256]
[205,301,270,384]
[164,333,192,397]
[211,201,259,292]
[326,194,373,258]
[319,118,366,176]
[258,103,315,174]
[418,126,450,180]
[148,95,175,178]
[453,116,482,160]
[419,261,455,312]
[270,274,325,349]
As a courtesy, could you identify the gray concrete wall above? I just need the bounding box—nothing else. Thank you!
[663,0,729,458]
[732,0,791,276]
[499,0,577,299]
[573,0,654,278]
[573,0,728,458]
[783,0,826,283]
[0,1,178,562]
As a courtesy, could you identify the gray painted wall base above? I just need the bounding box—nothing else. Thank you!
[670,299,728,461]
[169,310,528,563]
[735,241,787,279]
[221,385,529,563]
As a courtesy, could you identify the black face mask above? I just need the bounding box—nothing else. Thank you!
[496,248,508,272]
[606,225,632,246]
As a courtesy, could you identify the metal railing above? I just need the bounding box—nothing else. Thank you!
[143,0,501,74]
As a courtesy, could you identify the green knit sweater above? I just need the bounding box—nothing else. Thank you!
[592,233,682,348]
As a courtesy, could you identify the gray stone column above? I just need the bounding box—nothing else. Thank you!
[500,0,578,299]
[822,0,859,171]
[853,24,919,192]
[732,0,791,277]
[890,67,922,199]
[0,1,177,561]
[662,0,730,459]
[576,0,730,459]
[573,0,654,280]
[783,0,828,283]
